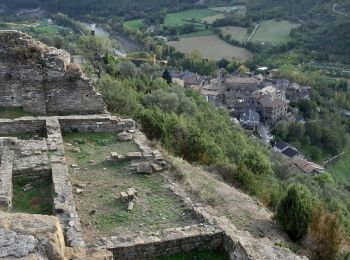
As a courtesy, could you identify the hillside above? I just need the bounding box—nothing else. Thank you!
[246,0,350,63]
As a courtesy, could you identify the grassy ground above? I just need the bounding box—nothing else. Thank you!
[167,35,253,61]
[12,176,54,215]
[326,150,350,186]
[209,6,245,13]
[251,20,299,43]
[156,249,227,260]
[124,19,144,30]
[219,26,249,42]
[201,14,225,24]
[0,107,35,119]
[163,9,218,28]
[63,132,196,243]
[180,30,214,38]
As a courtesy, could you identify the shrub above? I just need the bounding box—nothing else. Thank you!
[308,205,342,260]
[276,184,313,241]
[65,63,83,80]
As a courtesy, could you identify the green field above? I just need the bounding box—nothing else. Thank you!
[219,26,249,42]
[167,35,253,61]
[326,151,350,187]
[163,9,218,27]
[124,19,144,30]
[124,8,226,30]
[251,20,299,43]
[180,30,214,38]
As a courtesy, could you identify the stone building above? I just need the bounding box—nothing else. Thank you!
[258,96,289,125]
[0,30,106,115]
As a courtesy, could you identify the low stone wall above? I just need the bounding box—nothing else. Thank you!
[0,118,46,136]
[59,115,135,133]
[0,139,14,210]
[100,224,224,260]
[46,117,85,248]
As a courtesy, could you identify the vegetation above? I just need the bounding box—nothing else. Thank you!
[167,35,253,61]
[0,107,35,119]
[275,184,313,241]
[63,132,195,241]
[250,20,299,43]
[12,176,54,215]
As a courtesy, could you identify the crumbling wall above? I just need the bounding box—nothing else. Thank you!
[103,225,224,260]
[0,30,106,115]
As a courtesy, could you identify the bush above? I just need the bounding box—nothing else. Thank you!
[65,63,83,80]
[276,184,313,241]
[308,205,342,260]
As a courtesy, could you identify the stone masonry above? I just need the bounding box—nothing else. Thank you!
[0,30,106,115]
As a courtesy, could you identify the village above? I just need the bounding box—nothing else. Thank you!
[170,67,326,175]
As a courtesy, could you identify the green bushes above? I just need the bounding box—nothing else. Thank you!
[276,184,313,241]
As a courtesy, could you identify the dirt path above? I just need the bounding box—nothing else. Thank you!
[166,155,289,242]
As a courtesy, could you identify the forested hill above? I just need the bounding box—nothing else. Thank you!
[247,0,350,63]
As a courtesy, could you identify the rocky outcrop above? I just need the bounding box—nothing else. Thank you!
[0,212,112,259]
[0,30,106,116]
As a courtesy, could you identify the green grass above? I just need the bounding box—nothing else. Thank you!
[156,249,227,260]
[12,176,54,215]
[163,9,218,28]
[209,6,245,13]
[180,30,214,38]
[251,20,299,43]
[63,132,140,165]
[326,150,350,186]
[124,19,144,30]
[0,107,35,119]
[34,25,59,34]
[219,26,249,42]
[63,132,195,241]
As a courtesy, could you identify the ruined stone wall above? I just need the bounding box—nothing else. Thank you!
[105,225,224,260]
[0,119,46,136]
[0,30,106,115]
[0,139,14,210]
[59,115,135,132]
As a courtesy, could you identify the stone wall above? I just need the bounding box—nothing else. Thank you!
[0,30,106,115]
[59,115,135,133]
[0,139,14,210]
[0,118,46,136]
[101,224,224,260]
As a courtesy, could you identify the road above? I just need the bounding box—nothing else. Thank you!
[332,3,349,17]
[257,123,273,145]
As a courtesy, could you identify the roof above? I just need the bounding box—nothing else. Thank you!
[282,147,299,158]
[294,158,325,173]
[225,77,260,85]
[275,141,290,151]
[258,96,288,108]
[240,110,260,123]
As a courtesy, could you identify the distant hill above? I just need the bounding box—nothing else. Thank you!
[246,0,350,63]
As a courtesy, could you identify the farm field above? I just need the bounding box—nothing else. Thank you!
[163,9,217,27]
[124,19,144,30]
[250,20,299,43]
[219,26,249,42]
[124,8,225,30]
[167,35,253,61]
[209,5,246,12]
[326,150,350,187]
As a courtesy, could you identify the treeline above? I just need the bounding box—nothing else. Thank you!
[37,0,198,20]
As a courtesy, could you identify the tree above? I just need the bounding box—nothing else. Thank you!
[308,205,342,260]
[78,35,112,78]
[162,69,172,85]
[276,184,313,241]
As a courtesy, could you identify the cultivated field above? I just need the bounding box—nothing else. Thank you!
[124,8,225,30]
[250,20,299,43]
[167,35,253,61]
[124,19,144,30]
[219,26,249,42]
[163,9,217,27]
